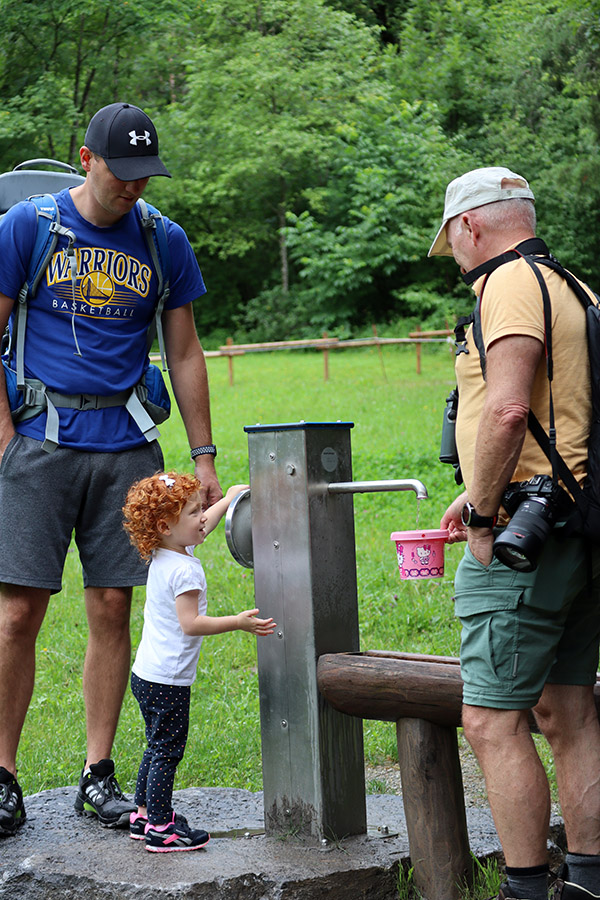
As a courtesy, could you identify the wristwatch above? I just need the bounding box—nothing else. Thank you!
[461,502,498,529]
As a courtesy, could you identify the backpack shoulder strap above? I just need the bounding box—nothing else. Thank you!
[11,194,75,388]
[532,256,600,312]
[23,194,60,298]
[470,240,554,380]
[466,244,597,511]
[137,198,171,371]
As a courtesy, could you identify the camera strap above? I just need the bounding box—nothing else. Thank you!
[527,410,586,518]
[462,238,550,286]
[465,239,553,380]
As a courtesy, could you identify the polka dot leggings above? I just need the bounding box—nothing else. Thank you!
[131,672,191,825]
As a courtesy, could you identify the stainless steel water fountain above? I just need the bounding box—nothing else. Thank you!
[225,421,428,840]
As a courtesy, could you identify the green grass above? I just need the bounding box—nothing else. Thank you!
[18,338,564,891]
[397,854,503,900]
[18,344,471,799]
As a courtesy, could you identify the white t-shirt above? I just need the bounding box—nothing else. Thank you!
[132,546,207,686]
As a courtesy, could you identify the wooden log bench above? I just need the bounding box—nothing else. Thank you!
[317,650,600,900]
[317,651,469,899]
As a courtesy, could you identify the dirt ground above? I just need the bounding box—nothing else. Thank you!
[365,739,488,807]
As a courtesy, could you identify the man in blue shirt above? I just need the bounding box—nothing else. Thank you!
[0,103,222,835]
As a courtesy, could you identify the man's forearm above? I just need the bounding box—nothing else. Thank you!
[0,365,16,457]
[469,400,528,516]
[167,340,223,505]
[168,347,213,449]
[162,303,222,505]
[467,334,542,517]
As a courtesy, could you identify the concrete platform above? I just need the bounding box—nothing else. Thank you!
[0,786,566,899]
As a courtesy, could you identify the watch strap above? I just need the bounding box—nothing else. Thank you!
[190,444,217,459]
[461,502,497,528]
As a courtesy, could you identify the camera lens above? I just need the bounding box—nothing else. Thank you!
[493,497,555,572]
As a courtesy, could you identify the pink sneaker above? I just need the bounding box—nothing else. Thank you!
[129,811,148,840]
[144,812,210,853]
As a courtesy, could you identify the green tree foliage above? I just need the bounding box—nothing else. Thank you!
[0,0,598,338]
[395,0,600,278]
[284,97,465,332]
[0,0,183,167]
[150,0,391,334]
[323,0,410,43]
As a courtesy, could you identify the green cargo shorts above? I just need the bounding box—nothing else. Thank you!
[454,531,600,709]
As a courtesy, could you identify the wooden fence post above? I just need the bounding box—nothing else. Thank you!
[372,323,388,383]
[397,718,472,900]
[226,336,234,386]
[415,324,422,375]
[322,331,329,381]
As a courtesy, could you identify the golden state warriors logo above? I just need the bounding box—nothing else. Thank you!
[46,247,152,320]
[79,271,115,306]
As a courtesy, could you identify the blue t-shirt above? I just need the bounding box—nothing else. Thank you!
[0,189,206,451]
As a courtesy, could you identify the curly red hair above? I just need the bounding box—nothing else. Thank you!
[123,471,202,560]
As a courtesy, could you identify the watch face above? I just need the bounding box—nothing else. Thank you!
[460,503,496,529]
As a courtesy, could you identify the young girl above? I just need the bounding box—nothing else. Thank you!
[122,472,274,853]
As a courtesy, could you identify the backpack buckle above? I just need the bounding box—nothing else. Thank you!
[78,394,99,411]
[23,382,45,408]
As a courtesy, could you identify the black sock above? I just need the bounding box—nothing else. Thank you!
[565,853,600,896]
[505,864,549,900]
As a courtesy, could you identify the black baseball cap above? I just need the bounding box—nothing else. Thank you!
[84,102,171,180]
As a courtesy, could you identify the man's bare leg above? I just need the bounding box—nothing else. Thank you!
[75,586,135,828]
[0,584,50,775]
[535,684,600,896]
[462,704,551,868]
[534,684,600,854]
[83,586,132,766]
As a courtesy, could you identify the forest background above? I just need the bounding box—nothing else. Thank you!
[1,0,599,345]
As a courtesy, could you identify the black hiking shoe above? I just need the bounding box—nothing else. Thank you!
[74,758,135,827]
[552,865,600,899]
[0,766,26,836]
[486,886,522,899]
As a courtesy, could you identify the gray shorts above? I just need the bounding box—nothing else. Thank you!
[0,434,164,592]
[455,531,600,709]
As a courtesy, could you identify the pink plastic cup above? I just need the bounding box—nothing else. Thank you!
[390,529,449,580]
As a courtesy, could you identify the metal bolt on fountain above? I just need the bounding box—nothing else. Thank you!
[225,421,428,841]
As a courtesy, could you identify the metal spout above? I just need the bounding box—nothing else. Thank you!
[327,479,429,500]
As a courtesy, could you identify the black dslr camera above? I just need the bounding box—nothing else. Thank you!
[493,474,573,572]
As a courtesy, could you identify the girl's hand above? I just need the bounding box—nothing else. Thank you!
[236,609,275,636]
[225,484,250,503]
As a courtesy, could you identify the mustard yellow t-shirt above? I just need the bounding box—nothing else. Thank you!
[455,253,592,495]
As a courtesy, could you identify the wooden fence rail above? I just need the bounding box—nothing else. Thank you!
[196,327,454,385]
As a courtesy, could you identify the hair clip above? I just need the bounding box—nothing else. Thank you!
[159,474,176,488]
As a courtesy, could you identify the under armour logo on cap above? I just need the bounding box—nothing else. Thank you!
[129,130,152,147]
[84,102,171,180]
